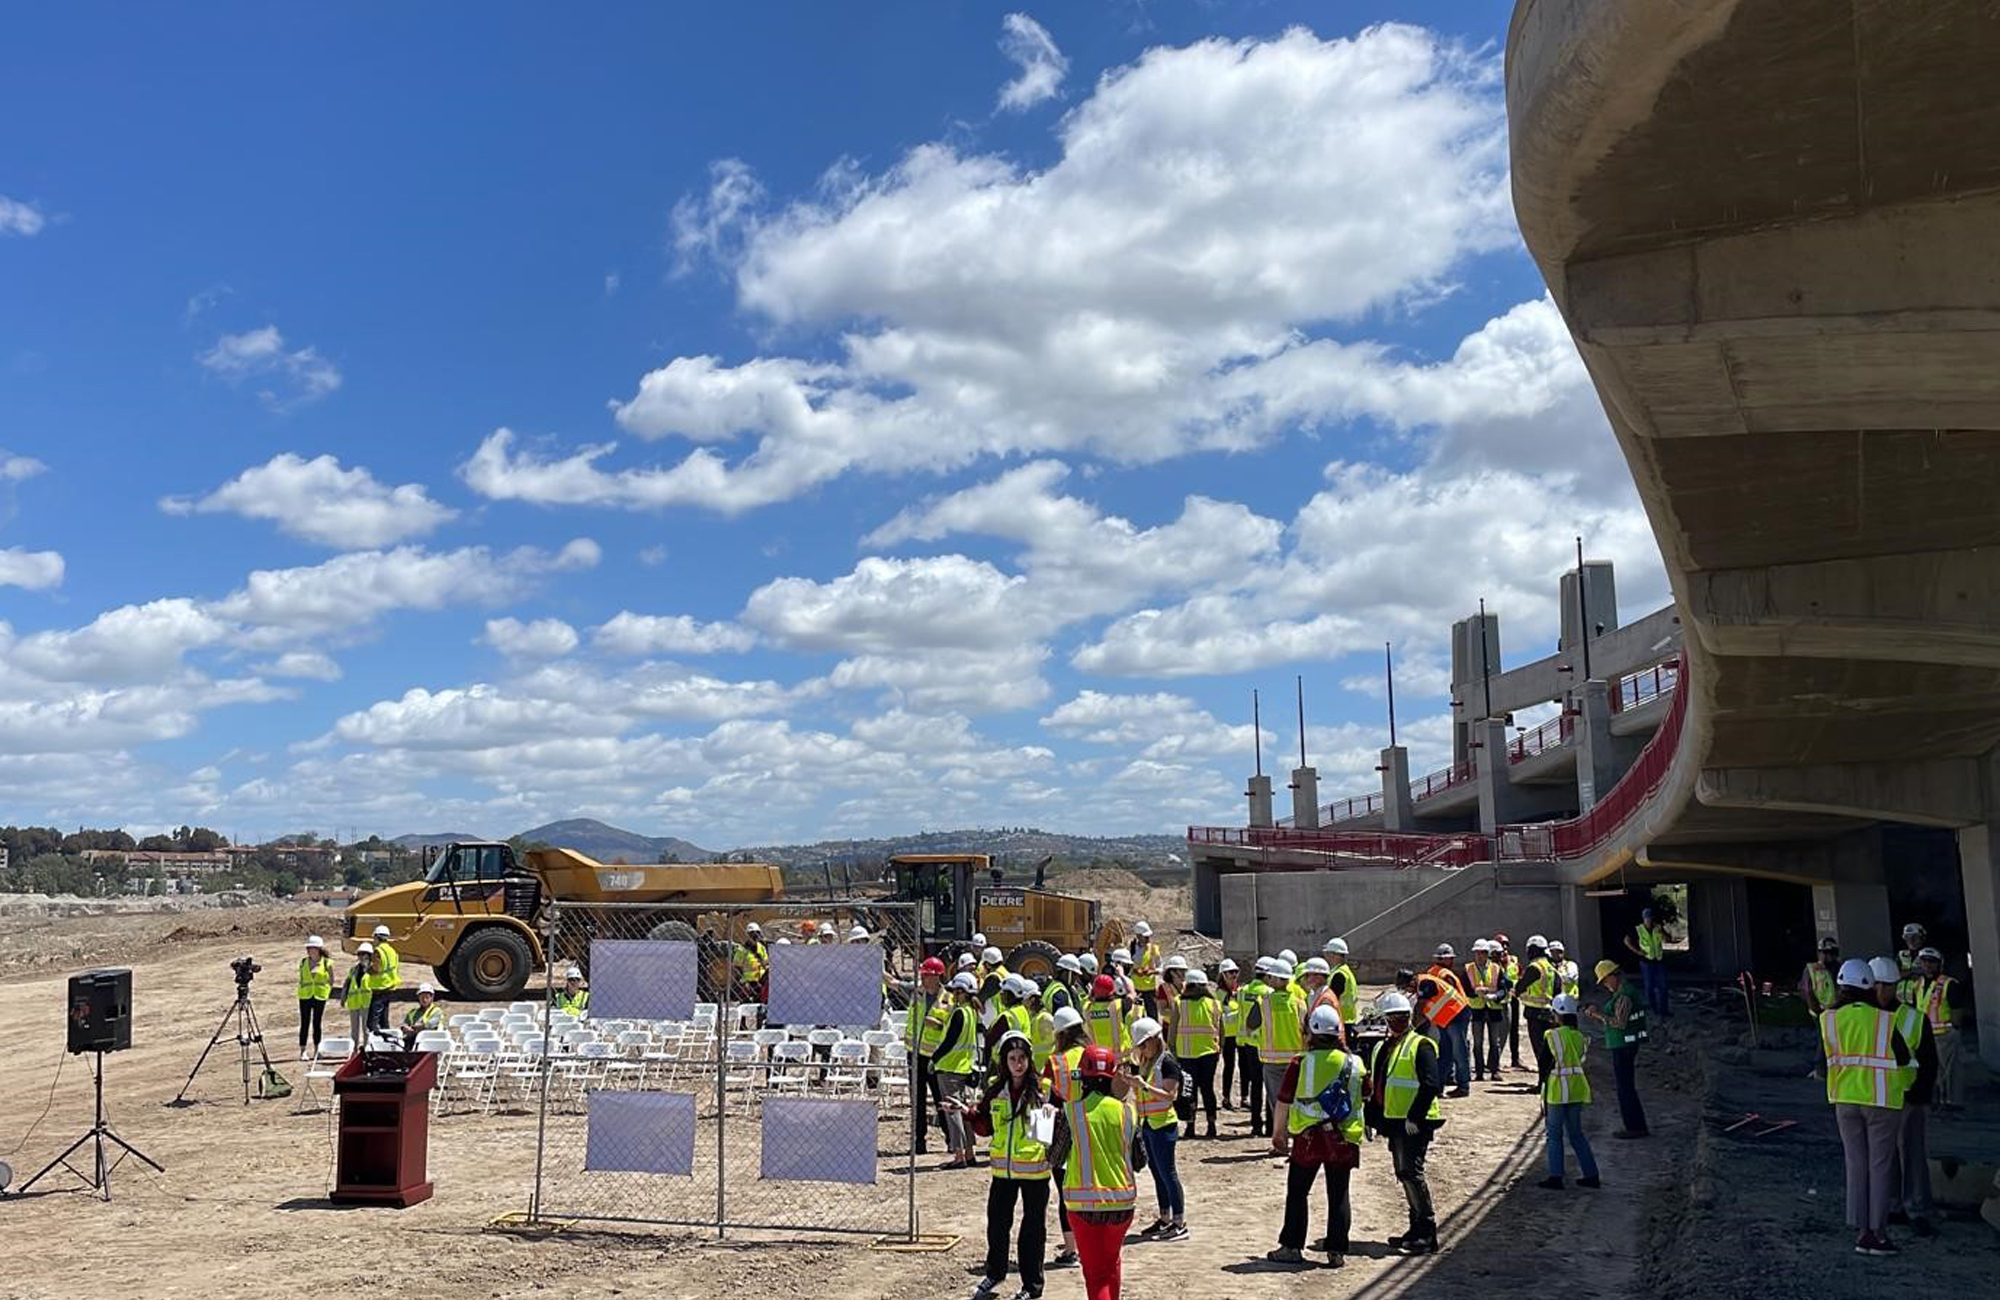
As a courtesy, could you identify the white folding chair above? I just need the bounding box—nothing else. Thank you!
[878,1042,910,1103]
[476,1007,507,1024]
[770,1040,813,1098]
[294,1035,353,1113]
[446,1038,503,1114]
[828,1040,871,1094]
[447,1012,480,1032]
[508,1001,539,1017]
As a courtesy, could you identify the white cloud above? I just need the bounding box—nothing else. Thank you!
[997,13,1068,112]
[6,599,231,685]
[0,547,63,590]
[1074,599,1363,678]
[0,196,45,237]
[481,617,580,659]
[638,545,668,568]
[670,158,765,273]
[1041,690,1263,761]
[197,325,342,409]
[469,25,1512,515]
[592,611,755,656]
[744,554,1036,652]
[256,650,343,682]
[827,645,1051,714]
[2,454,47,482]
[161,453,456,548]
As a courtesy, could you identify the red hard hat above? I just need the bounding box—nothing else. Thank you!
[1090,974,1116,999]
[1079,1045,1118,1079]
[919,957,947,977]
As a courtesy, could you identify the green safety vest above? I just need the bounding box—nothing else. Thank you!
[1601,989,1648,1048]
[1543,1026,1593,1105]
[914,994,951,1058]
[1030,1010,1056,1071]
[1918,976,1956,1034]
[1258,983,1305,1064]
[1138,1054,1180,1130]
[366,942,400,991]
[1466,960,1500,1010]
[1637,925,1665,961]
[1891,1003,1924,1091]
[1382,1032,1441,1121]
[555,987,590,1014]
[1174,992,1221,1059]
[935,1002,977,1075]
[1002,1001,1032,1041]
[1237,979,1266,1041]
[1131,943,1158,993]
[989,1089,1051,1181]
[402,1002,443,1031]
[342,966,373,1010]
[1819,1005,1904,1109]
[1045,981,1075,1016]
[1061,1092,1136,1214]
[1334,963,1359,1024]
[1806,965,1836,1009]
[1221,984,1245,1038]
[1289,1047,1364,1142]
[296,956,333,1001]
[1085,998,1128,1054]
[1518,957,1554,1010]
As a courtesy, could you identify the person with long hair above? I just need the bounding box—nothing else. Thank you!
[1043,1008,1089,1270]
[296,934,333,1061]
[1215,959,1244,1109]
[964,1031,1052,1300]
[1173,969,1222,1139]
[1126,1016,1187,1241]
[1049,1045,1139,1300]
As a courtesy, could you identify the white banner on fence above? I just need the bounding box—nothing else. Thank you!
[585,1090,698,1175]
[759,1097,878,1185]
[765,941,882,1027]
[588,939,697,1021]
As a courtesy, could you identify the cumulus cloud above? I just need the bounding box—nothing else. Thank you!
[997,13,1068,111]
[0,196,45,237]
[2,454,47,481]
[162,453,456,548]
[255,650,343,682]
[481,617,581,659]
[0,547,63,590]
[592,611,756,656]
[197,325,342,409]
[744,555,1037,653]
[1041,690,1265,761]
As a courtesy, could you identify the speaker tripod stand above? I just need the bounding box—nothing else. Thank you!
[173,982,282,1106]
[19,1051,163,1201]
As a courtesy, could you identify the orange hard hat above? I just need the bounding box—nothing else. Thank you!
[799,920,816,935]
[1079,1045,1118,1079]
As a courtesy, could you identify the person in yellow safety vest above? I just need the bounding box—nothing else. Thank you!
[1237,960,1271,1132]
[1894,923,1927,997]
[1624,906,1672,1020]
[1269,1004,1365,1267]
[1322,938,1359,1043]
[1514,936,1558,1093]
[1298,957,1340,1029]
[1821,958,1911,1256]
[1365,990,1441,1254]
[1424,945,1473,1095]
[1464,939,1504,1082]
[1130,920,1161,1017]
[1106,948,1136,1009]
[1083,973,1129,1057]
[1248,958,1306,1156]
[1537,993,1601,1189]
[1027,983,1058,1074]
[341,943,377,1046]
[1047,953,1083,1018]
[1800,935,1842,1080]
[1040,1007,1088,1270]
[1174,968,1222,1139]
[296,934,333,1061]
[1546,940,1581,1001]
[554,965,590,1016]
[401,982,445,1047]
[963,1031,1053,1299]
[935,972,982,1168]
[1156,954,1186,1046]
[735,922,769,1000]
[1912,947,1963,1109]
[1216,958,1246,1112]
[1495,933,1525,1069]
[366,924,400,1037]
[989,975,1034,1062]
[1049,1045,1138,1300]
[1125,1016,1188,1242]
[1873,955,1938,1238]
[907,957,950,1157]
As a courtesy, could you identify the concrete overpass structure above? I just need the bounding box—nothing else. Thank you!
[1193,1,2000,1063]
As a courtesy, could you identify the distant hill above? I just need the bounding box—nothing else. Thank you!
[389,831,478,850]
[515,818,713,864]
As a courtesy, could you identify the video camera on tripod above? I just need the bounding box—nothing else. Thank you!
[230,955,261,989]
[172,954,289,1106]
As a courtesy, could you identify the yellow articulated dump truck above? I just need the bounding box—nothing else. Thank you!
[343,840,783,1001]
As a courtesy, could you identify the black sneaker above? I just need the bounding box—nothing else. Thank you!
[1912,1218,1935,1238]
[1266,1247,1305,1264]
[1048,1250,1078,1269]
[1157,1223,1189,1243]
[1386,1230,1413,1249]
[1404,1234,1438,1255]
[1578,1175,1601,1189]
[1537,1177,1565,1190]
[1870,1235,1899,1256]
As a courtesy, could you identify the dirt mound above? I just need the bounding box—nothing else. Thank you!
[0,902,326,979]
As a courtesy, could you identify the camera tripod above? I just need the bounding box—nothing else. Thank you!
[173,981,282,1106]
[20,1051,164,1201]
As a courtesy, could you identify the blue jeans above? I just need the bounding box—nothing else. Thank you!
[1545,1103,1599,1180]
[1142,1122,1183,1218]
[1438,1018,1471,1088]
[1641,960,1669,1018]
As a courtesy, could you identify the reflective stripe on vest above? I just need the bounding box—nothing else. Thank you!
[1085,1000,1127,1054]
[1062,1093,1137,1212]
[297,956,332,1001]
[1518,958,1553,1009]
[1132,944,1158,993]
[1922,977,1955,1034]
[1820,1006,1902,1109]
[936,1004,977,1075]
[1892,1004,1923,1090]
[1467,960,1500,1010]
[1334,964,1359,1024]
[556,988,590,1014]
[1221,987,1245,1038]
[1138,1056,1179,1128]
[1418,977,1467,1029]
[402,1002,442,1030]
[1175,993,1220,1059]
[1259,985,1303,1063]
[1288,1048,1363,1141]
[1382,1032,1439,1121]
[1048,1045,1084,1101]
[989,1091,1051,1181]
[1543,1026,1592,1105]
[1637,925,1665,961]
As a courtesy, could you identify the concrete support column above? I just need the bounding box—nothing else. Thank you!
[1959,818,2000,1069]
[1810,829,1892,957]
[1246,774,1274,829]
[1575,679,1617,811]
[1289,766,1320,830]
[1473,717,1519,834]
[1558,884,1603,974]
[1379,746,1412,832]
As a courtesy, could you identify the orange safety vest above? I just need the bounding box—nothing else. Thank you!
[1046,1044,1085,1102]
[1418,976,1468,1029]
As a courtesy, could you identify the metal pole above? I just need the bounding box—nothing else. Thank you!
[903,901,918,1242]
[1576,535,1593,681]
[1252,690,1263,776]
[1478,597,1494,719]
[1385,641,1397,747]
[716,905,731,1239]
[529,901,558,1223]
[1296,676,1307,769]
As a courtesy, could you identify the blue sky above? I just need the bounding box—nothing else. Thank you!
[0,2,1664,846]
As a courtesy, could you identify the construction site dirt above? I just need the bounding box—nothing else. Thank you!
[0,899,1991,1299]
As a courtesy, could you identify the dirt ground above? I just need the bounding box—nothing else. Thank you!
[0,900,1989,1299]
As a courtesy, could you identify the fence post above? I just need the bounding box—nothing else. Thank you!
[716,904,732,1240]
[530,900,560,1223]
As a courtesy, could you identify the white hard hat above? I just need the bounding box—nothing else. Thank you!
[1003,975,1027,997]
[418,982,437,996]
[847,924,870,943]
[566,965,583,980]
[1527,934,1548,949]
[1301,957,1330,976]
[1307,1005,1342,1036]
[1376,991,1412,1015]
[746,922,762,934]
[1109,948,1131,965]
[1901,922,1926,938]
[1471,938,1491,953]
[373,924,391,938]
[1079,953,1099,974]
[1163,955,1188,972]
[1269,959,1294,981]
[949,972,977,992]
[1128,1016,1163,1048]
[972,932,988,947]
[1836,958,1875,990]
[1217,958,1239,974]
[1918,946,1943,962]
[1551,993,1579,1016]
[1184,969,1209,986]
[1323,937,1349,956]
[1279,949,1297,965]
[1547,939,1567,953]
[1056,954,1082,974]
[982,947,1003,965]
[776,937,792,945]
[1134,921,1153,937]
[356,941,375,954]
[1254,956,1274,974]
[305,934,325,949]
[1434,943,1456,959]
[1867,956,1901,985]
[1052,1006,1084,1032]
[957,952,978,968]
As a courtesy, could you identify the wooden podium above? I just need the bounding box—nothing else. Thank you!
[331,1050,437,1207]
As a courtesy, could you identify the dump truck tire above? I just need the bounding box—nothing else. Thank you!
[1007,940,1064,981]
[449,926,534,1001]
[429,966,459,998]
[647,918,699,943]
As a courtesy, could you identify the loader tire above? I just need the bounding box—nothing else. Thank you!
[1007,940,1064,982]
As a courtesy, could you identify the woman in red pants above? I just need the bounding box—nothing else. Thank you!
[1049,1045,1139,1300]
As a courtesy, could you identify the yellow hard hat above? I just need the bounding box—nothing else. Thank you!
[1593,959,1622,983]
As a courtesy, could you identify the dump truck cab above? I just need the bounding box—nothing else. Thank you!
[886,852,1114,981]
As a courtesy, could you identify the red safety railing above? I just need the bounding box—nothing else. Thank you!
[1411,759,1475,802]
[1610,659,1679,713]
[1508,710,1576,762]
[1277,792,1382,827]
[1185,825,1494,869]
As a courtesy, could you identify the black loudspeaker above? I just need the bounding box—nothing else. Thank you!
[67,968,132,1054]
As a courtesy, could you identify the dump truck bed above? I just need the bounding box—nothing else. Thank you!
[525,846,785,903]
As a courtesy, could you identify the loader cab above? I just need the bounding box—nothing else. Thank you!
[887,855,980,947]
[418,840,537,917]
